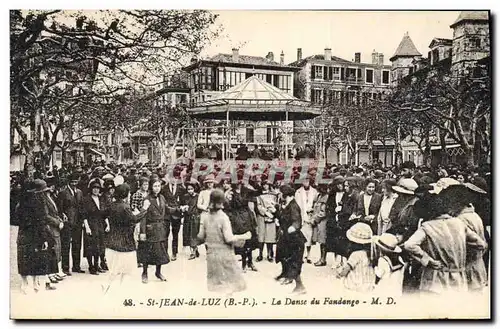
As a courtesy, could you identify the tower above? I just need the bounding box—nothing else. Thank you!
[450,11,490,74]
[389,32,422,86]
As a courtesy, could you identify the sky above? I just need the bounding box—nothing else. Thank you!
[201,11,462,65]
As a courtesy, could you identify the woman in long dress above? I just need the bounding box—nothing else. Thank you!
[82,179,109,275]
[137,177,172,283]
[196,189,251,295]
[16,179,52,293]
[181,179,201,259]
[255,180,278,262]
[103,183,148,296]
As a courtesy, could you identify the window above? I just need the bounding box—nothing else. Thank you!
[246,128,254,143]
[267,126,278,144]
[325,67,332,81]
[365,68,374,84]
[346,68,357,81]
[332,67,340,81]
[470,37,481,49]
[312,65,323,79]
[245,72,253,79]
[273,75,280,88]
[266,74,272,84]
[312,89,322,103]
[382,70,390,84]
[357,68,362,82]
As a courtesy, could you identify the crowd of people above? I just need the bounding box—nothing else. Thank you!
[11,159,491,298]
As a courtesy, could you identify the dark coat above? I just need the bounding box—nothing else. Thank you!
[325,191,351,255]
[16,192,51,276]
[161,183,186,222]
[107,200,146,252]
[276,199,306,262]
[226,192,258,252]
[141,194,170,242]
[181,193,201,247]
[81,195,107,257]
[355,192,383,218]
[275,198,306,279]
[137,194,171,265]
[57,186,83,226]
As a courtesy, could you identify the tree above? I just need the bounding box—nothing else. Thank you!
[11,9,219,171]
[390,59,491,166]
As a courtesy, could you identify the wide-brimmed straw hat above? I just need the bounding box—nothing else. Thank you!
[464,182,487,194]
[346,222,373,245]
[374,233,402,254]
[430,177,460,194]
[393,178,418,195]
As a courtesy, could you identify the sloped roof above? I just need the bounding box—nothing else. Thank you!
[390,33,422,61]
[450,11,489,28]
[208,53,281,66]
[429,38,452,48]
[212,75,297,101]
[289,54,352,67]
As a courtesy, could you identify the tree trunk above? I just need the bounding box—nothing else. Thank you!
[439,131,448,165]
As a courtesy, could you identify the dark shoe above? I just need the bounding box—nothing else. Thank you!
[248,263,258,272]
[137,263,142,268]
[45,283,57,290]
[72,268,85,273]
[101,263,109,271]
[195,250,200,258]
[90,270,99,275]
[274,274,284,281]
[155,273,167,282]
[142,273,148,284]
[188,254,196,260]
[97,266,106,273]
[256,255,263,262]
[267,256,274,262]
[63,271,72,276]
[314,260,327,267]
[171,254,177,261]
[305,257,312,264]
[281,278,293,285]
[54,274,64,281]
[49,276,59,284]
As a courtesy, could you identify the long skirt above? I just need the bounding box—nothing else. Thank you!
[182,213,201,247]
[325,218,350,257]
[313,219,327,244]
[256,215,277,243]
[137,241,170,265]
[17,244,50,276]
[206,244,246,294]
[83,220,104,258]
[301,222,315,247]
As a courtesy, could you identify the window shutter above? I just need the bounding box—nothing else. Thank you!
[323,66,328,80]
[311,65,316,79]
[340,67,345,80]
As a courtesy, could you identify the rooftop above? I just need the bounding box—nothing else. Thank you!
[450,11,489,28]
[390,32,422,61]
[429,38,453,48]
[289,54,352,67]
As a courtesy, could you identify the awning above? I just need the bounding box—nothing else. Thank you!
[89,148,106,160]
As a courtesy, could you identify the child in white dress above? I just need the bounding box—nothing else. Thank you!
[373,233,406,297]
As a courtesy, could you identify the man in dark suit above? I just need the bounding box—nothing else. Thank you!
[161,175,185,261]
[57,173,84,275]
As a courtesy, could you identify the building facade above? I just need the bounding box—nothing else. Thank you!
[289,48,393,165]
[392,11,491,166]
[183,49,300,151]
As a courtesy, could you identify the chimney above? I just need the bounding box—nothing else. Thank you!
[232,48,239,62]
[378,53,384,66]
[354,52,361,63]
[372,49,378,64]
[265,51,274,62]
[280,51,284,65]
[297,48,302,61]
[324,48,332,61]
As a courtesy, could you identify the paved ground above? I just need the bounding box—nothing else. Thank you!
[9,225,490,319]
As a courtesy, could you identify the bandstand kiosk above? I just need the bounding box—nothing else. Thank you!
[184,76,323,162]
